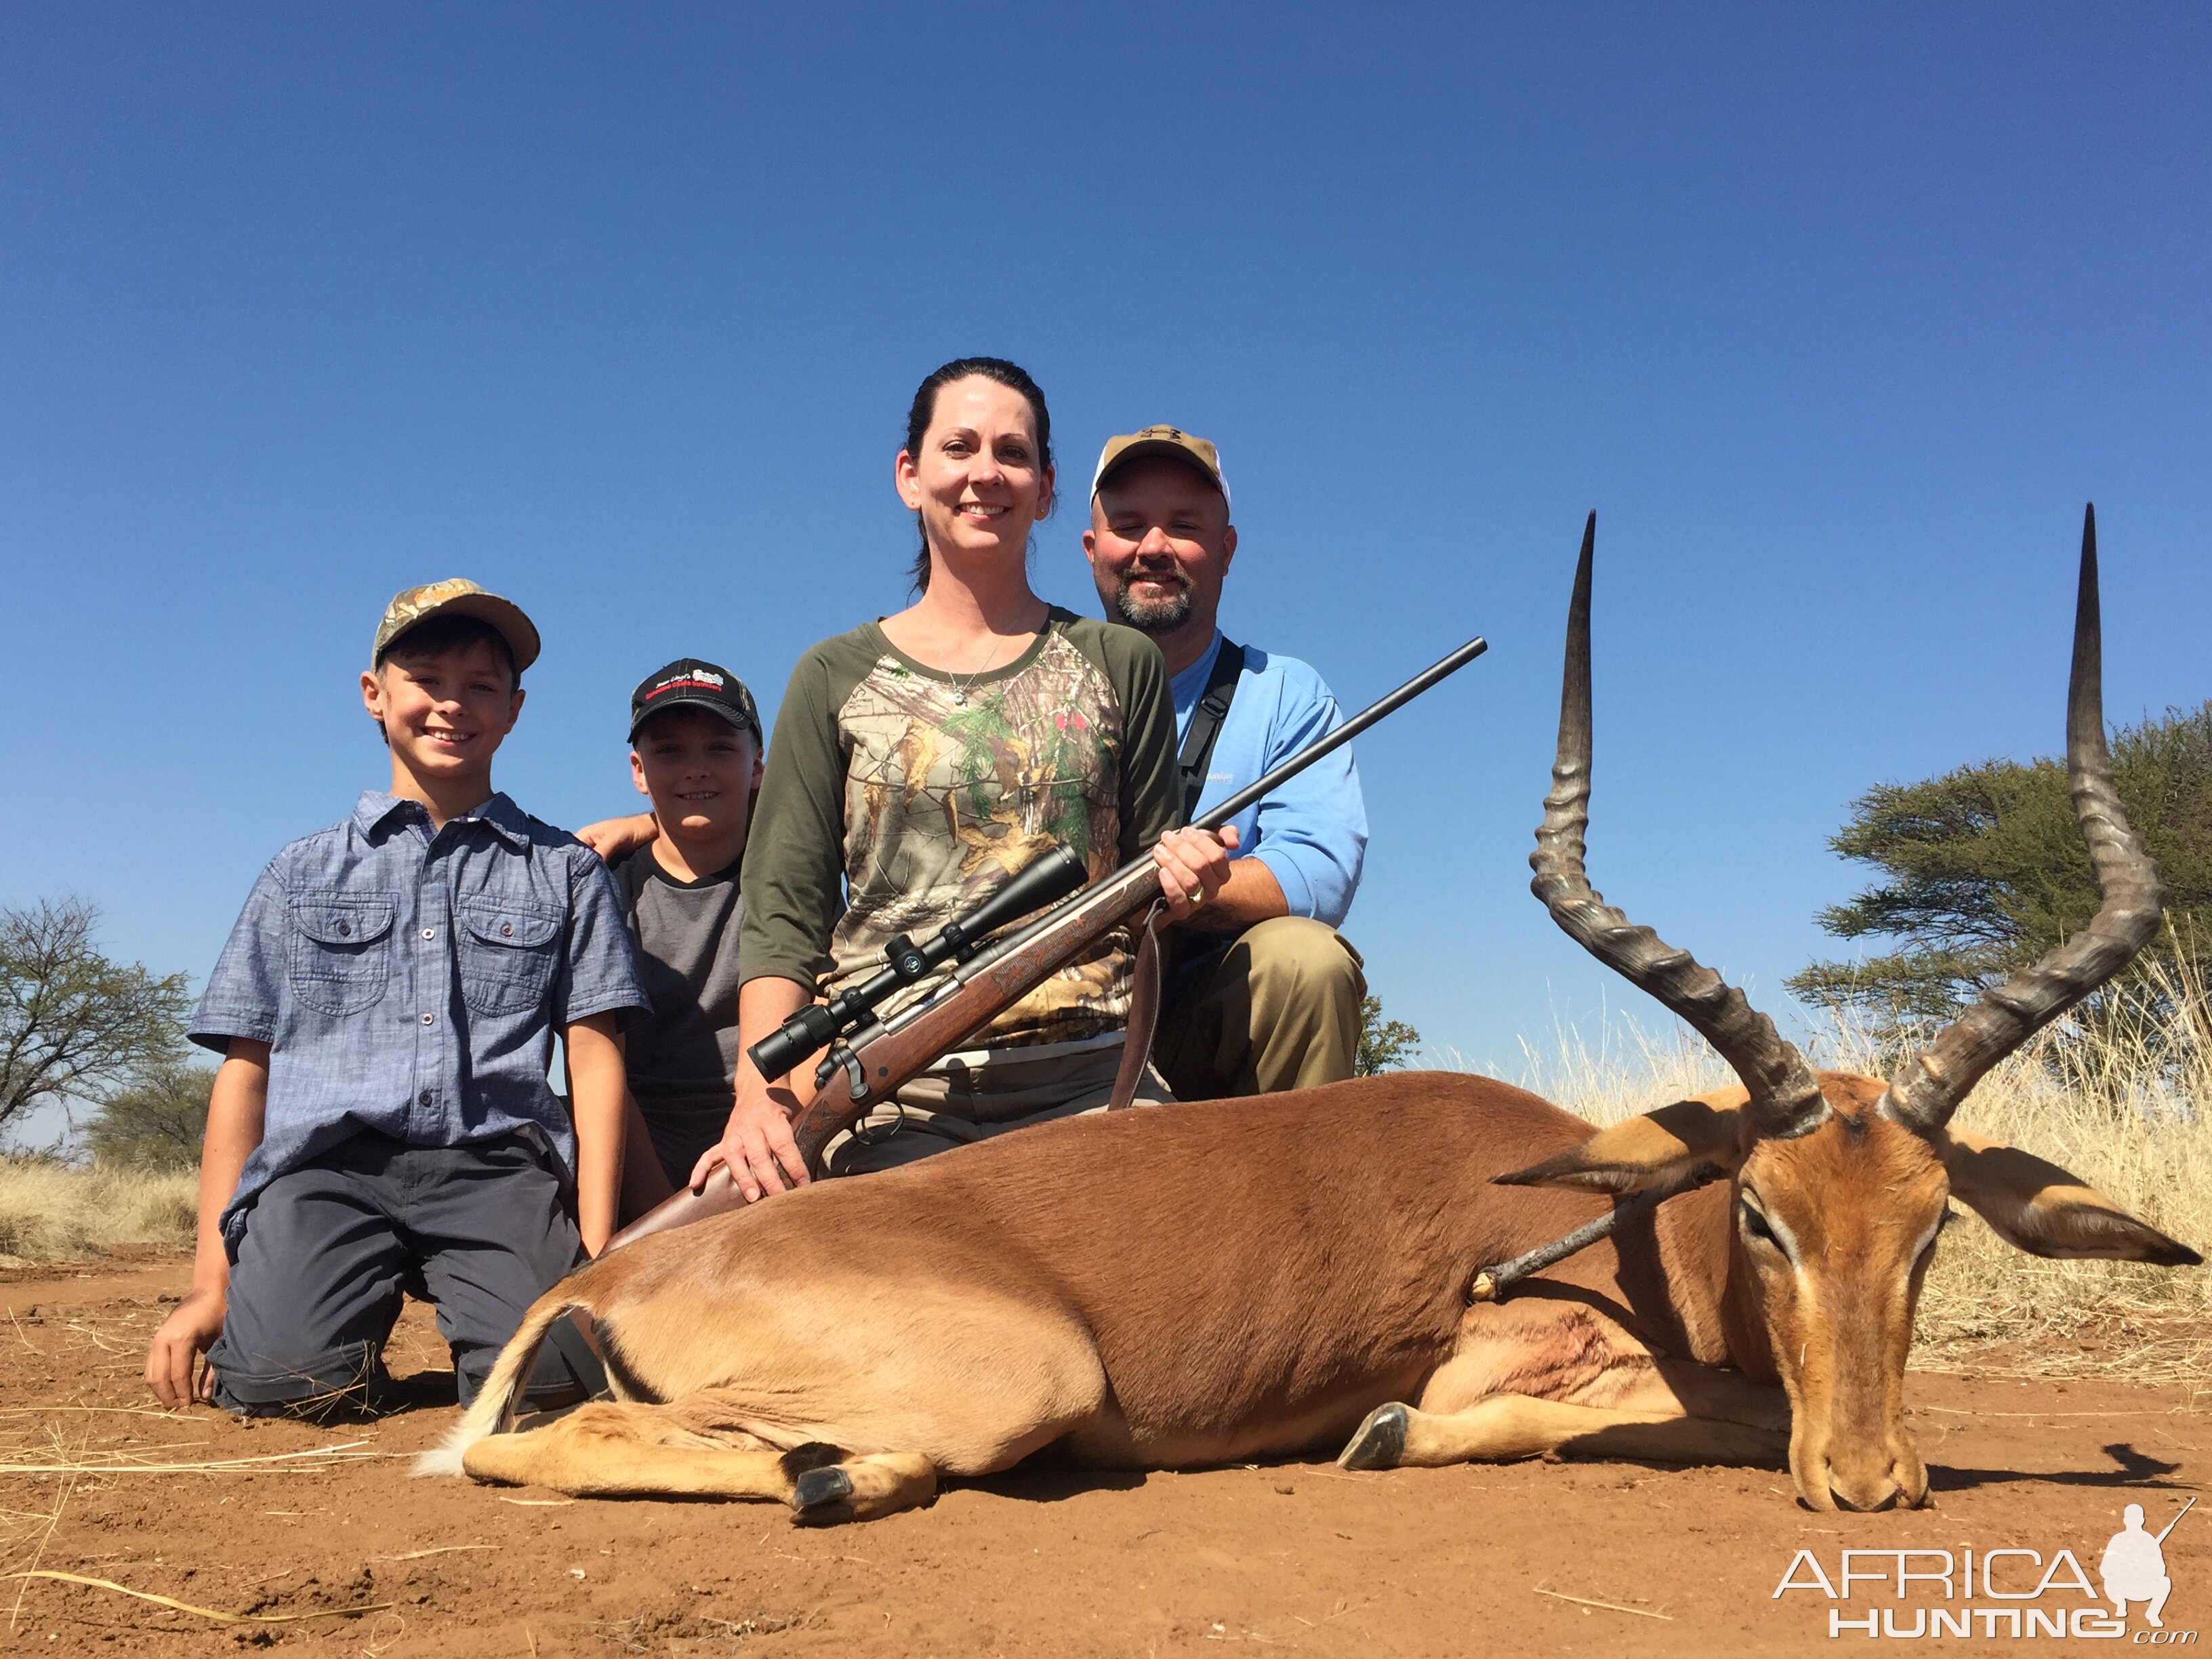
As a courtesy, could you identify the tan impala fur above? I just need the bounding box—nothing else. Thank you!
[417,1067,2187,1521]
[417,508,2196,1520]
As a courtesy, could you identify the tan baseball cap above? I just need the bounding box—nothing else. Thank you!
[1090,426,1231,510]
[371,578,542,675]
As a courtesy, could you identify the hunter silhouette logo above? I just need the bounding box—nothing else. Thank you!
[2104,1499,2192,1630]
[1771,1496,2196,1641]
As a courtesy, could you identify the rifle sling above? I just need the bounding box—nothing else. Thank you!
[1178,638,1244,821]
[1117,634,1240,1108]
[1108,901,1168,1111]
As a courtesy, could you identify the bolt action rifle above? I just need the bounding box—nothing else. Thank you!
[607,632,1488,1250]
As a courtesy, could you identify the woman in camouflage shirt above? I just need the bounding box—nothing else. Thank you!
[701,359,1233,1201]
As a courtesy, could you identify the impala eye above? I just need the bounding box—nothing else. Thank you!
[1740,1203,1781,1249]
[1918,1208,1959,1261]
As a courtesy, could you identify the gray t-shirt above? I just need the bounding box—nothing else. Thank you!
[611,844,745,1183]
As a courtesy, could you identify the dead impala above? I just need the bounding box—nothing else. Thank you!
[419,506,2195,1519]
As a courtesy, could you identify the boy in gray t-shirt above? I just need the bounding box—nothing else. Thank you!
[606,659,764,1213]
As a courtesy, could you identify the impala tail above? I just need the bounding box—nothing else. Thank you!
[411,1287,592,1477]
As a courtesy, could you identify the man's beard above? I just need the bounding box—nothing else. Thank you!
[1108,573,1191,634]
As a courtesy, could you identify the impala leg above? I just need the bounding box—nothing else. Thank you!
[1339,1392,1787,1471]
[463,1400,804,1498]
[464,1403,944,1522]
[1337,1294,1793,1473]
[788,1451,940,1525]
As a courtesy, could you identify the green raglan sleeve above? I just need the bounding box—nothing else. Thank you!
[1070,616,1183,861]
[737,638,865,992]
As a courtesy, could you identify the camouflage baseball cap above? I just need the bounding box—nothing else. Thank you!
[371,578,541,675]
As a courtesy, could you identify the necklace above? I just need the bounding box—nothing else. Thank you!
[943,621,1040,705]
[945,647,991,705]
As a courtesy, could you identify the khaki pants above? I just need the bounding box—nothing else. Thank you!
[823,1032,1172,1176]
[1155,916,1367,1101]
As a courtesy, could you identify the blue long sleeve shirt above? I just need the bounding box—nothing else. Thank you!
[1171,630,1367,929]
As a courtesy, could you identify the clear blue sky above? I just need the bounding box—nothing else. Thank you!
[3,5,2206,1134]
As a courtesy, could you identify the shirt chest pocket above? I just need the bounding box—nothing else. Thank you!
[457,898,563,1017]
[287,895,396,1015]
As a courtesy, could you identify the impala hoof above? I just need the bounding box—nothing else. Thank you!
[1338,1403,1409,1471]
[790,1464,855,1523]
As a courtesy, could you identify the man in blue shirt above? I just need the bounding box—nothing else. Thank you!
[1083,428,1370,1099]
[144,580,647,1417]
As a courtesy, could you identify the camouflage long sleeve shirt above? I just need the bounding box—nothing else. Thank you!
[738,609,1181,1048]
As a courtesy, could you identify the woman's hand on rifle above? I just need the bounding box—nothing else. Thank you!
[689,977,815,1203]
[1152,825,1237,923]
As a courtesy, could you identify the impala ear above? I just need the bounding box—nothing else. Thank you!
[1494,1098,1747,1193]
[1942,1131,2202,1265]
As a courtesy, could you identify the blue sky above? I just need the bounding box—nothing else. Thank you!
[3,5,2207,1134]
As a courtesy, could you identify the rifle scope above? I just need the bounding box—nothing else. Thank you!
[746,844,1089,1085]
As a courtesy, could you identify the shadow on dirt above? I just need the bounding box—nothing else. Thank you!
[1929,1442,2183,1492]
[972,1467,1151,1506]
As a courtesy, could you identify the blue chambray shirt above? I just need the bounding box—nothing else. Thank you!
[190,791,649,1251]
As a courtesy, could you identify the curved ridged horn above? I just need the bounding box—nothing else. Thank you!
[1531,513,1830,1140]
[1883,505,2165,1134]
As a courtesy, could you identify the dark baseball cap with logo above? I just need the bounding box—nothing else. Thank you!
[628,659,762,745]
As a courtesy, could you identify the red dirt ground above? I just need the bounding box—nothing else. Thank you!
[0,1254,2203,1657]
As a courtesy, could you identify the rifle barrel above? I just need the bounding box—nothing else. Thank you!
[1196,633,1488,831]
[949,632,1490,984]
[2156,1496,2196,1543]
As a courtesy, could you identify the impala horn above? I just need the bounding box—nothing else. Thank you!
[1882,505,2165,1133]
[1531,513,1830,1142]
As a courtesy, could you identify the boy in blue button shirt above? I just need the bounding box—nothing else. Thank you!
[144,580,647,1417]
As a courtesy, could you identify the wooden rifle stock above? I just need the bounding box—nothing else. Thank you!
[605,630,1488,1252]
[785,857,1167,1162]
[604,857,1163,1248]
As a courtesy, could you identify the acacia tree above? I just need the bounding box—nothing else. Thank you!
[85,1059,215,1168]
[1355,994,1422,1076]
[1788,702,2210,1036]
[0,899,193,1138]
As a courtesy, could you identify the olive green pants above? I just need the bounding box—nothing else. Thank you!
[1155,916,1368,1101]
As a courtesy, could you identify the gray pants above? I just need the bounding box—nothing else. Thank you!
[210,1132,599,1417]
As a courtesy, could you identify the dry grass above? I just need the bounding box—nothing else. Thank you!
[0,1161,196,1267]
[1479,961,2212,1383]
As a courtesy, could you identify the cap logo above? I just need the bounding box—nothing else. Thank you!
[651,670,725,698]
